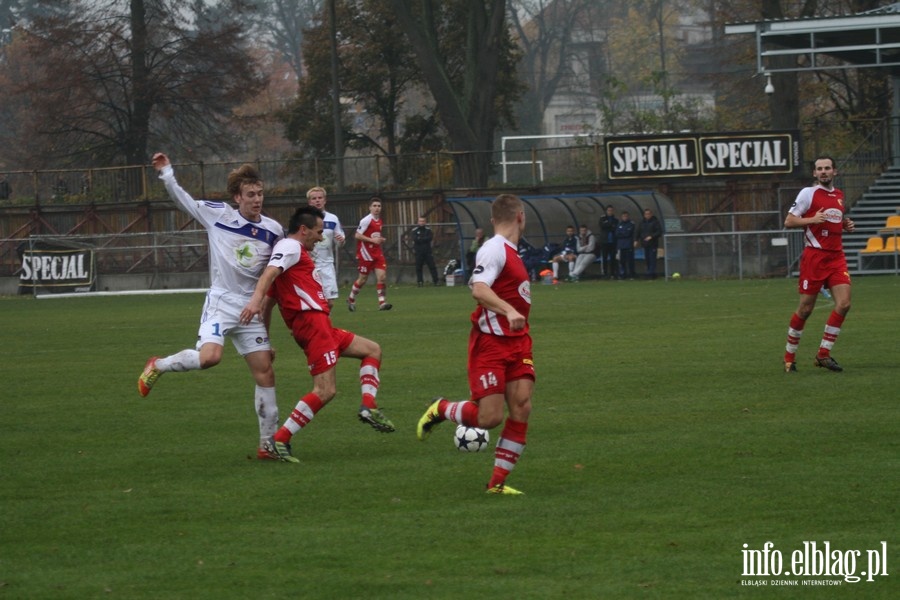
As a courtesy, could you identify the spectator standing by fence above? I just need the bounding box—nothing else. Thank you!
[409,216,440,286]
[636,208,663,279]
[616,211,636,279]
[598,205,618,279]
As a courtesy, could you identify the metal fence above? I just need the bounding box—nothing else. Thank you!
[661,210,801,280]
[663,229,803,280]
[0,146,604,206]
[5,220,468,295]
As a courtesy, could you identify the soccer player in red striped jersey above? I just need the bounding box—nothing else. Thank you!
[239,206,395,463]
[347,196,392,311]
[417,194,535,495]
[783,156,855,373]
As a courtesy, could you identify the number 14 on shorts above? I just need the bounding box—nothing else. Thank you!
[479,372,498,390]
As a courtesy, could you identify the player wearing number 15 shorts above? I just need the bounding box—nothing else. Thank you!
[239,206,395,463]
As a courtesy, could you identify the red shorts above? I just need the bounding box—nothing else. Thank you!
[357,255,387,274]
[798,249,851,295]
[467,329,535,401]
[288,311,355,375]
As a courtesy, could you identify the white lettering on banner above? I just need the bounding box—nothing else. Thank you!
[20,252,91,282]
[612,143,694,174]
[605,131,799,179]
[703,140,786,170]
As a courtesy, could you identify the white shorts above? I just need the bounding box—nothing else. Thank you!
[316,264,339,300]
[197,289,271,356]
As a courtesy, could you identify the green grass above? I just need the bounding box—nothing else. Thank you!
[1,277,898,598]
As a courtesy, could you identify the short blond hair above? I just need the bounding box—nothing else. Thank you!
[491,193,523,224]
[306,186,326,199]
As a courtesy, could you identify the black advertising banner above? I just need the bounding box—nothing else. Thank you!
[606,131,801,180]
[19,243,96,294]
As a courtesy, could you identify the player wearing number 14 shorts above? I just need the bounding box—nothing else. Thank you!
[417,194,535,495]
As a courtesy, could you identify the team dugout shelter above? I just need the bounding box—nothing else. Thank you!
[446,192,683,275]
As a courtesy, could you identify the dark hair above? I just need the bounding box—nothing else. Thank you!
[288,206,325,234]
[369,196,383,206]
[226,164,262,198]
[813,155,837,170]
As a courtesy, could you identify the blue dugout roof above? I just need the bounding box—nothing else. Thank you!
[446,191,680,262]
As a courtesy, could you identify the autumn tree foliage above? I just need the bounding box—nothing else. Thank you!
[0,0,264,169]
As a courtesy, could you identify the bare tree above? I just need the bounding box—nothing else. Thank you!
[0,0,263,168]
[509,0,602,134]
[251,0,322,81]
[390,0,522,187]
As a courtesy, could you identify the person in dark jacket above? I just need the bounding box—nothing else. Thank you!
[636,208,663,279]
[616,211,636,280]
[598,205,618,279]
[410,216,439,286]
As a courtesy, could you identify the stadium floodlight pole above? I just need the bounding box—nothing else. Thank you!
[329,0,345,192]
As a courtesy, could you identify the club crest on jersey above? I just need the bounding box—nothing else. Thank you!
[235,243,255,267]
[519,280,531,304]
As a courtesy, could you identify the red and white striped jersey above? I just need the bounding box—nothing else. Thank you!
[470,235,531,337]
[356,213,384,262]
[788,184,846,252]
[266,238,329,317]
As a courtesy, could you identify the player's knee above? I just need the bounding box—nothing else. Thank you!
[510,399,532,422]
[198,346,222,369]
[314,383,337,403]
[478,412,504,429]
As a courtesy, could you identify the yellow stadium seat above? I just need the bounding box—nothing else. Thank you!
[861,237,884,253]
[885,215,900,230]
[881,236,899,253]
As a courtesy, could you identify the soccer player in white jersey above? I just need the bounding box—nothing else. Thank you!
[137,153,285,461]
[416,194,535,495]
[238,206,395,463]
[305,186,345,307]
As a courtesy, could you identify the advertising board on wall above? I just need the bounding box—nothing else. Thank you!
[19,243,96,295]
[605,131,801,180]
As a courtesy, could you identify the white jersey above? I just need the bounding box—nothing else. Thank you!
[311,209,344,267]
[159,165,283,297]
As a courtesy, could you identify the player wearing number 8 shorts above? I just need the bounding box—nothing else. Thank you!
[783,156,855,373]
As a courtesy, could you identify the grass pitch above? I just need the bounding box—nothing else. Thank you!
[1,277,897,598]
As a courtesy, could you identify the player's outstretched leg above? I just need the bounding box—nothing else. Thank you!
[358,407,395,433]
[416,397,446,441]
[260,437,299,463]
[814,355,843,372]
[138,357,162,397]
[486,483,525,495]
